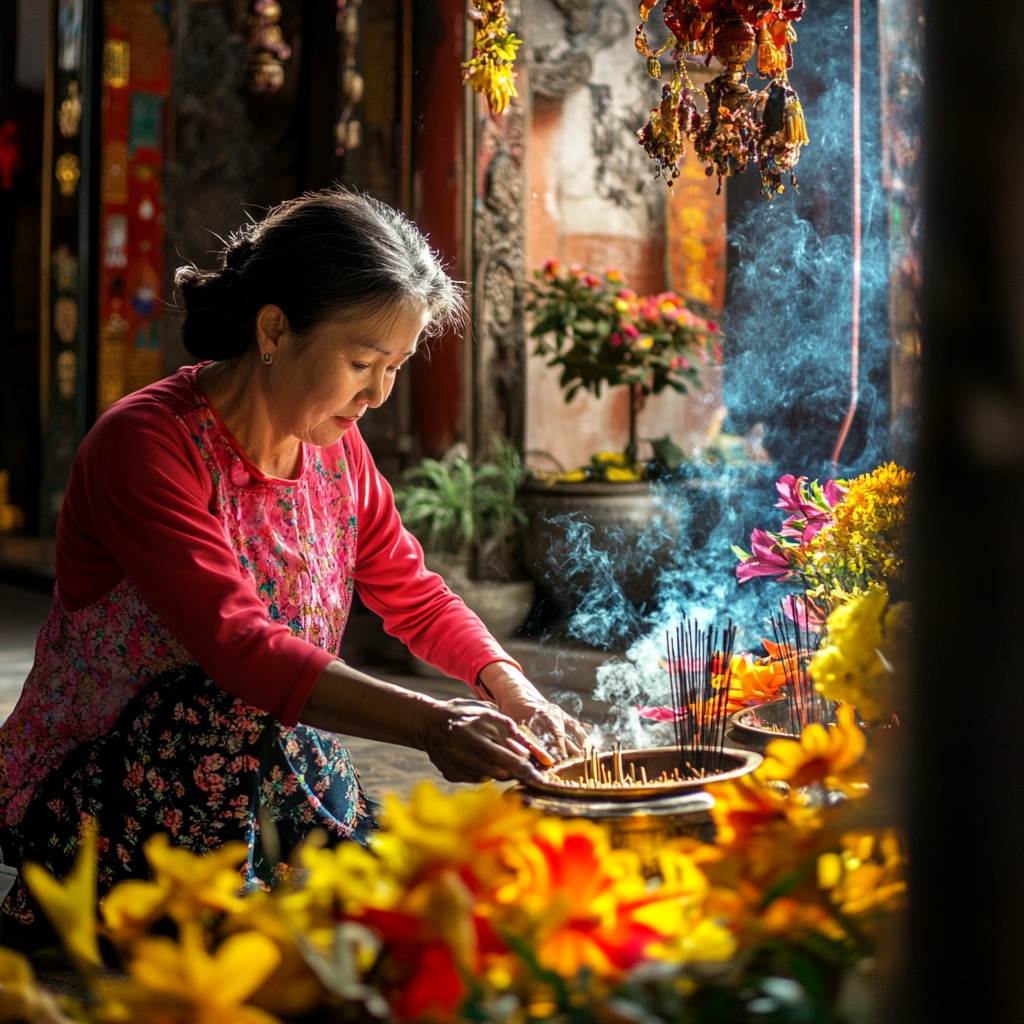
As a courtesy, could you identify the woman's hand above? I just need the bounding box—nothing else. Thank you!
[421,699,547,785]
[476,662,589,763]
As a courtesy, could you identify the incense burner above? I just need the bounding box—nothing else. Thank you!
[727,700,801,753]
[518,745,762,875]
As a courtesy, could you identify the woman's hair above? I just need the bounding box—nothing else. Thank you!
[175,186,466,360]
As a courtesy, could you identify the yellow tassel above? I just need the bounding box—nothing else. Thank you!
[646,56,662,79]
[784,97,809,144]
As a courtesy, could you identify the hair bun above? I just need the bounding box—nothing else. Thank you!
[224,229,257,272]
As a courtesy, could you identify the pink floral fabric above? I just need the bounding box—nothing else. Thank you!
[0,392,358,828]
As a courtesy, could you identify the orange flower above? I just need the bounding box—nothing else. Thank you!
[493,818,676,979]
[755,703,867,791]
[716,650,791,711]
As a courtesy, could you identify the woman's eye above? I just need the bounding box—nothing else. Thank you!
[352,362,369,371]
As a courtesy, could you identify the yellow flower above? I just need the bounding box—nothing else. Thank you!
[0,948,74,1024]
[296,838,402,920]
[801,463,912,605]
[95,922,282,1024]
[810,586,911,721]
[755,703,867,791]
[22,819,101,970]
[592,451,631,467]
[466,61,517,115]
[374,780,540,884]
[143,833,249,918]
[818,829,906,919]
[605,465,643,482]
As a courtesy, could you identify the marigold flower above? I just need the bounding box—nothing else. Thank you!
[97,922,281,1024]
[493,818,677,979]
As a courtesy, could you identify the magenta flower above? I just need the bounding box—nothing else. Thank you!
[735,528,797,583]
[774,474,844,544]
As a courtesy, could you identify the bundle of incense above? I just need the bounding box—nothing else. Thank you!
[665,612,737,776]
[769,592,831,733]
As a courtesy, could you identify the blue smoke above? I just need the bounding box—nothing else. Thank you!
[530,0,903,728]
[724,0,893,479]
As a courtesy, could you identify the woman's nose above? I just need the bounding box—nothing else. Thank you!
[360,371,389,408]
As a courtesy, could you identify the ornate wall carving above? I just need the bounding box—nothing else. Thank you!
[471,101,528,456]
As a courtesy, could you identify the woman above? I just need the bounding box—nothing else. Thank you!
[0,186,584,935]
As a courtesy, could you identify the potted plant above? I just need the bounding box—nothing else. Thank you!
[518,261,724,636]
[392,435,535,646]
[524,259,720,477]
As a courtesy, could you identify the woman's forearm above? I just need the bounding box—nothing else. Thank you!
[299,659,550,786]
[299,658,447,747]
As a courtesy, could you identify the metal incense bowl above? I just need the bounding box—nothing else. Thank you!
[521,745,763,802]
[727,700,801,753]
[517,746,762,874]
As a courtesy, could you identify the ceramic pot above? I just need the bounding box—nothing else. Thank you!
[518,478,677,615]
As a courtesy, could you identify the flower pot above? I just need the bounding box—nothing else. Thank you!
[518,478,674,615]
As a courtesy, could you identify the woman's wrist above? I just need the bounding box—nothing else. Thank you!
[476,660,544,707]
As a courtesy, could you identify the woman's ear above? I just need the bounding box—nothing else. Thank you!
[255,304,290,360]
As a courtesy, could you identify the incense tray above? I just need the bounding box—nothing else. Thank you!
[520,745,763,802]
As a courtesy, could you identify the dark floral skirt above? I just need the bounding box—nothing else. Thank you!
[0,665,379,935]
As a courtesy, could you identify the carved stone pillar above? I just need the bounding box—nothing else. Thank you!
[469,98,528,457]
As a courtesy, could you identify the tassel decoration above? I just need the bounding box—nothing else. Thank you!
[784,94,810,145]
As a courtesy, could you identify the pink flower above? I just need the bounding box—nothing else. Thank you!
[637,705,679,722]
[582,272,600,288]
[735,528,795,583]
[610,333,623,346]
[622,322,639,339]
[542,258,560,281]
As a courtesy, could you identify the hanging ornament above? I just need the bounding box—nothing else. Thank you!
[633,0,810,198]
[248,0,292,95]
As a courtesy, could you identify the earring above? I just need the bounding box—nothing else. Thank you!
[262,352,272,364]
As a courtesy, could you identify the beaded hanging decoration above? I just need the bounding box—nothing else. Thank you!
[636,0,809,198]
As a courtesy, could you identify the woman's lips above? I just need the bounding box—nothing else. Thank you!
[334,415,359,427]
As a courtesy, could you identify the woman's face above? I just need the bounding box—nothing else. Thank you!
[266,303,428,449]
